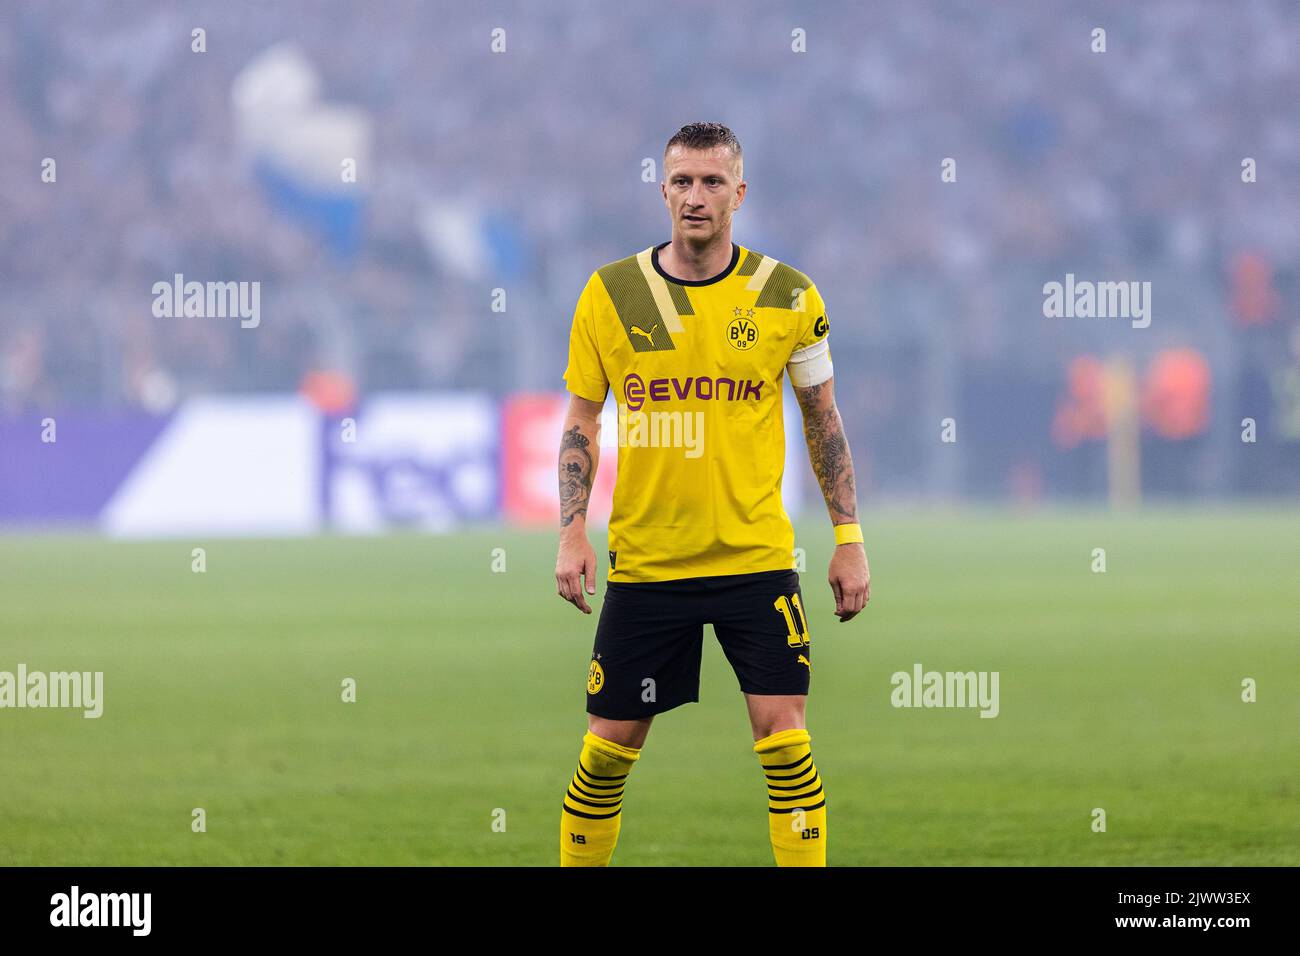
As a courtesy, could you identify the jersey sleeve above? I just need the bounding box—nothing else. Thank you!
[562,273,610,403]
[786,281,833,388]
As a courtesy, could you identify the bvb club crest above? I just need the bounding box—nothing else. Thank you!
[587,659,604,694]
[727,307,758,351]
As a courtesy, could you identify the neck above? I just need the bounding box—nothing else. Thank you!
[660,231,734,281]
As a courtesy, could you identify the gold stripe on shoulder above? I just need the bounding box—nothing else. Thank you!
[635,248,686,333]
[597,253,676,351]
[595,254,676,356]
[745,253,779,293]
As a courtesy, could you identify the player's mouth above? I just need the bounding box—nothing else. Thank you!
[683,214,708,224]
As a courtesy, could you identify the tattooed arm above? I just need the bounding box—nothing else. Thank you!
[556,393,604,614]
[794,377,859,524]
[793,376,871,622]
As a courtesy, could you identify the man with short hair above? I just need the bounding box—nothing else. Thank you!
[556,122,870,866]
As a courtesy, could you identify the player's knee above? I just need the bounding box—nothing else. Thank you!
[587,716,650,750]
[754,719,806,742]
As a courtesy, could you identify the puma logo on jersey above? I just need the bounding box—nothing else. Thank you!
[797,654,811,669]
[630,323,658,344]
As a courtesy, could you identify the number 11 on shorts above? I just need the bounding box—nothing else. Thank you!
[773,593,810,647]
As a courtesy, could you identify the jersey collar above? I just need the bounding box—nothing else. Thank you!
[651,241,740,287]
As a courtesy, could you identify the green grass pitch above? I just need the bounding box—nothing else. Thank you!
[1,508,1296,866]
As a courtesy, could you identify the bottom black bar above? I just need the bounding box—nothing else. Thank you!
[0,866,1284,942]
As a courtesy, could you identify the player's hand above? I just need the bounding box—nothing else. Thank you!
[556,530,598,614]
[829,542,870,622]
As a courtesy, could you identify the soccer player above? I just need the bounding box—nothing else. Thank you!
[555,122,870,866]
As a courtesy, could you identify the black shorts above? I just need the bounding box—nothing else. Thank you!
[585,569,812,720]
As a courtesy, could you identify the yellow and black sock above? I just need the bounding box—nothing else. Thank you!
[754,728,826,866]
[559,730,640,866]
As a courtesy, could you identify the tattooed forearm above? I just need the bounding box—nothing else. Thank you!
[559,424,595,527]
[795,382,858,524]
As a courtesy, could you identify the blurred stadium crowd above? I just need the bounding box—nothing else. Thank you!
[2,0,1297,498]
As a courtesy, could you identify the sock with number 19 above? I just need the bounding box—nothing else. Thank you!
[559,731,640,866]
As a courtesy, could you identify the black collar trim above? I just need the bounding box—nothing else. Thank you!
[651,241,740,286]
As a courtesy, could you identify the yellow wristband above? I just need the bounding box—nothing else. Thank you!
[834,523,863,546]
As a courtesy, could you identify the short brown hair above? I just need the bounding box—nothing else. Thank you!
[664,122,742,172]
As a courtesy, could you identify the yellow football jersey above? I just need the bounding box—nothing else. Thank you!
[563,241,832,583]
